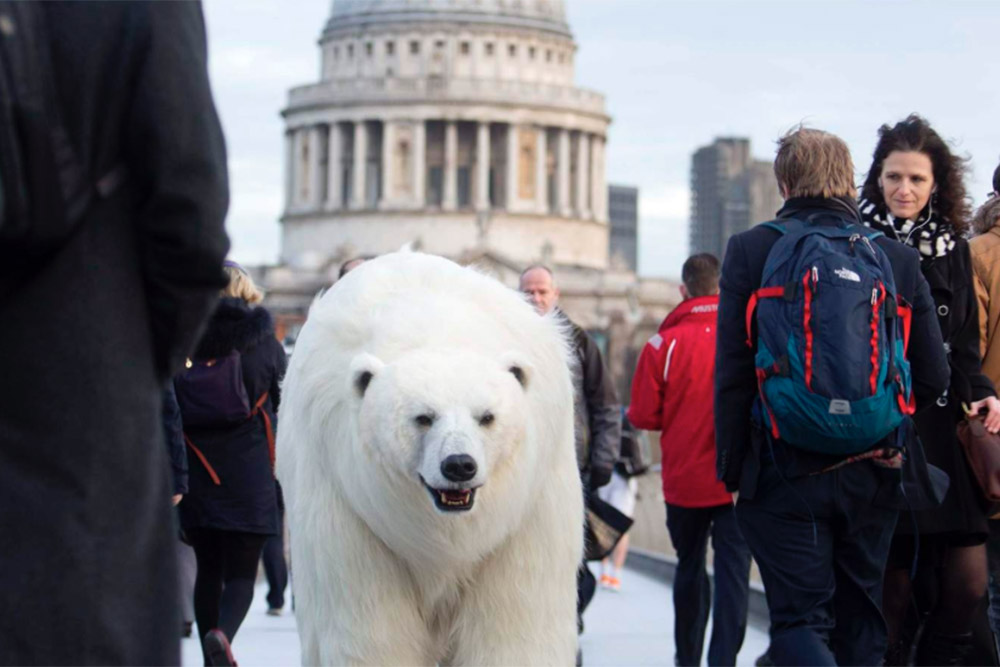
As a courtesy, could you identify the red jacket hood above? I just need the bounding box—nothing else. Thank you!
[658,295,719,333]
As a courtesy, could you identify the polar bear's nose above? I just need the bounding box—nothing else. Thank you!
[441,454,478,483]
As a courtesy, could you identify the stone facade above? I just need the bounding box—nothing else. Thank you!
[265,0,680,394]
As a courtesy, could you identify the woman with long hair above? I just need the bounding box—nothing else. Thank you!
[176,262,287,666]
[860,115,1000,665]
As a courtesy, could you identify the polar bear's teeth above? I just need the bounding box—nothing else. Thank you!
[439,490,472,506]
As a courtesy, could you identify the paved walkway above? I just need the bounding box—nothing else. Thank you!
[182,566,769,666]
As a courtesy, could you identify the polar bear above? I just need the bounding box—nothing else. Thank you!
[276,252,583,666]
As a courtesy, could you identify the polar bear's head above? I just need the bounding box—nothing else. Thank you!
[350,348,532,515]
[277,252,579,564]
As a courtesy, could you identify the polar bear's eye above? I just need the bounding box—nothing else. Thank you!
[414,414,435,427]
[478,412,495,426]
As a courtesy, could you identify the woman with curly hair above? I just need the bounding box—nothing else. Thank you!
[860,115,1000,665]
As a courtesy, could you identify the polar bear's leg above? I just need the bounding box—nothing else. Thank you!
[448,482,583,666]
[291,496,436,666]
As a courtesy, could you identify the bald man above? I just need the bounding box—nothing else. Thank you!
[519,266,621,645]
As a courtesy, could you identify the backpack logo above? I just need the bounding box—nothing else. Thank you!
[829,400,851,415]
[834,267,861,283]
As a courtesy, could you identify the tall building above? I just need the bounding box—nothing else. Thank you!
[280,0,610,274]
[608,184,638,272]
[689,137,782,260]
[261,0,680,395]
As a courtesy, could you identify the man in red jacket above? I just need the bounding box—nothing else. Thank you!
[628,254,751,667]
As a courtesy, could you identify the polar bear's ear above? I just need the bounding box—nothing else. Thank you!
[350,353,385,398]
[500,351,533,390]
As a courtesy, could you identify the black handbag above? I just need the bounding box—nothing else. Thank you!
[583,490,633,561]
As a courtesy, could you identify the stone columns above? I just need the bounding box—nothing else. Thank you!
[575,132,591,219]
[557,128,571,217]
[380,120,394,209]
[591,135,606,223]
[291,129,307,210]
[506,123,518,212]
[413,119,426,207]
[476,121,490,211]
[443,120,458,211]
[535,126,547,214]
[284,129,295,211]
[351,121,367,210]
[307,125,323,210]
[326,122,342,210]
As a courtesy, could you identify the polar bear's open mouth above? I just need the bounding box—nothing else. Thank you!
[421,479,478,512]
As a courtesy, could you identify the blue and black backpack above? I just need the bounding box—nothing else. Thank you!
[746,217,915,455]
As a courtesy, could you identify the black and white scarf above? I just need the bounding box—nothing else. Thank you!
[859,198,956,260]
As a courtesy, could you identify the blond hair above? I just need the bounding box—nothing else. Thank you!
[222,265,264,304]
[774,127,857,200]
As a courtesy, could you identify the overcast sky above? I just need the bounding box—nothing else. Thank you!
[203,0,1000,280]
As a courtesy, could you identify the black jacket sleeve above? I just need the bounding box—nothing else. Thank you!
[127,2,230,380]
[270,339,288,417]
[715,234,757,491]
[162,383,188,496]
[580,330,621,486]
[950,242,996,403]
[907,261,951,411]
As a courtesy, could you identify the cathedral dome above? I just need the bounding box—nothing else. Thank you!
[325,0,572,39]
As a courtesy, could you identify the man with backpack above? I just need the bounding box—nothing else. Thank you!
[0,3,229,664]
[628,253,752,667]
[715,127,950,666]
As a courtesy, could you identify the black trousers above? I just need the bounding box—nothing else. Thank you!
[737,458,898,667]
[187,527,267,662]
[262,509,288,611]
[666,501,751,666]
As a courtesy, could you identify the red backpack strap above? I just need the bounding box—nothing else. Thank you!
[896,296,913,356]
[184,434,221,486]
[745,287,785,348]
[251,392,276,476]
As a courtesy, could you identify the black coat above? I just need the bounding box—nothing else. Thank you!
[178,299,287,536]
[0,3,228,665]
[560,311,622,486]
[163,383,189,496]
[715,198,950,496]
[903,237,996,538]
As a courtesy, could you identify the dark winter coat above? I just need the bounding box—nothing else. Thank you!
[715,197,950,497]
[558,310,622,487]
[178,299,287,536]
[902,236,996,539]
[0,3,228,664]
[163,383,189,496]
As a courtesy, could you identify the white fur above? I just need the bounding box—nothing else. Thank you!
[277,252,583,666]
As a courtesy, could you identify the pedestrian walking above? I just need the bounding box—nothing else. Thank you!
[860,115,1000,666]
[0,2,229,663]
[716,127,950,666]
[598,412,643,593]
[261,480,289,616]
[969,160,1000,661]
[520,265,621,652]
[164,383,198,638]
[176,263,287,666]
[629,253,751,667]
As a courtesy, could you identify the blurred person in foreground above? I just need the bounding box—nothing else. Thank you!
[519,265,621,641]
[629,253,751,667]
[716,127,949,666]
[861,115,1000,666]
[176,264,287,666]
[0,2,229,664]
